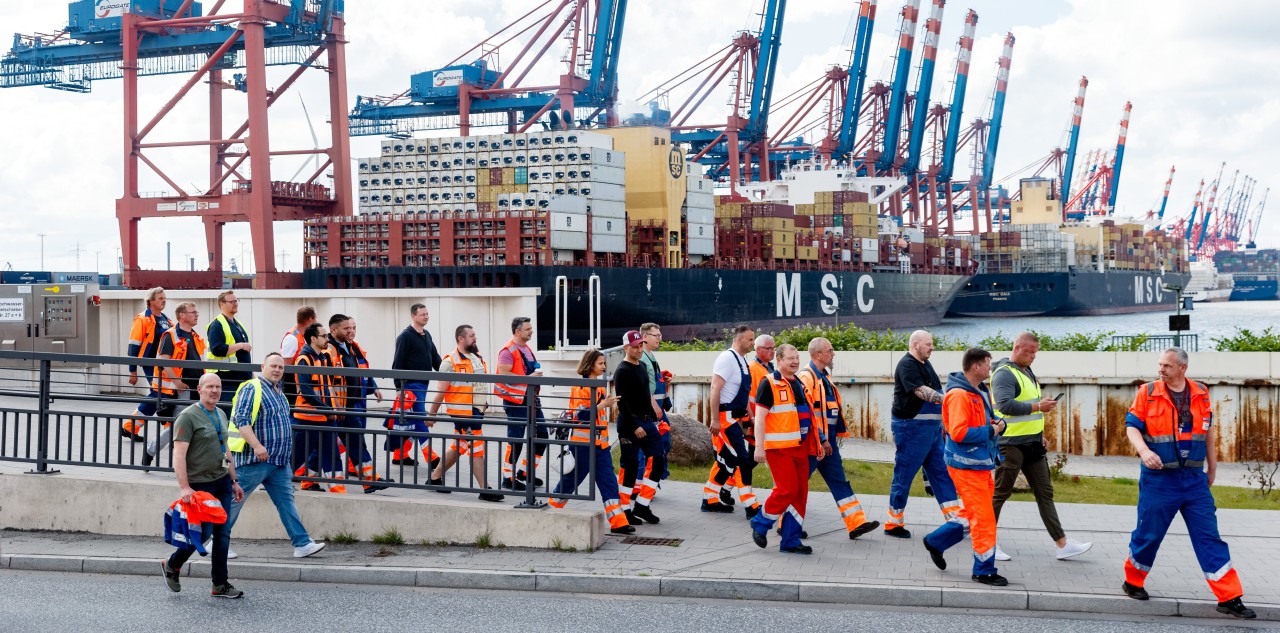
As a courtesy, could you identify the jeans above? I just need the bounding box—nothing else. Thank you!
[226,461,313,548]
[167,474,233,586]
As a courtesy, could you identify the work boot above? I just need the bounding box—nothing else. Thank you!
[610,525,636,535]
[500,477,526,492]
[780,544,813,555]
[923,535,946,570]
[478,489,505,502]
[160,561,181,593]
[1216,597,1257,619]
[516,471,544,487]
[632,505,660,524]
[1122,582,1149,600]
[883,526,912,539]
[743,505,760,520]
[624,510,642,526]
[362,476,393,494]
[776,528,809,539]
[849,520,880,540]
[971,573,1008,587]
[751,529,767,549]
[700,499,734,513]
[718,488,736,506]
[429,477,452,493]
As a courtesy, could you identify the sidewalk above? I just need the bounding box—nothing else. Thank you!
[4,473,1278,621]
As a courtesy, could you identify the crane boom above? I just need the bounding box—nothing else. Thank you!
[938,9,977,182]
[876,0,921,172]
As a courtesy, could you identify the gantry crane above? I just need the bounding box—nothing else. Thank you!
[1,0,349,289]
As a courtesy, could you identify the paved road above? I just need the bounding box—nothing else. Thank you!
[2,570,1274,633]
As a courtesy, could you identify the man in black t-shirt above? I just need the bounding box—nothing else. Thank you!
[614,330,664,526]
[884,330,961,538]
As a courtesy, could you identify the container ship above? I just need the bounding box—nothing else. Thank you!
[947,178,1190,317]
[302,127,973,342]
[1186,259,1233,303]
[1215,249,1280,301]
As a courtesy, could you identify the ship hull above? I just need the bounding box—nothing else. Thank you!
[1229,278,1279,301]
[305,266,970,342]
[947,269,1191,318]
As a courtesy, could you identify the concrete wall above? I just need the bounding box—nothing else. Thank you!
[96,288,539,392]
[656,351,1280,463]
[0,470,604,550]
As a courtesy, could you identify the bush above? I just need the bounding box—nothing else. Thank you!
[1212,327,1280,352]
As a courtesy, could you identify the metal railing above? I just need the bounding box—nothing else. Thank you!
[1110,334,1200,352]
[0,351,608,509]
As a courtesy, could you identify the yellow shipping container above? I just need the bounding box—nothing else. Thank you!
[753,217,795,231]
[815,191,834,204]
[797,246,819,260]
[816,203,834,216]
[771,230,796,246]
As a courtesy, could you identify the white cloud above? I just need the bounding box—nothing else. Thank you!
[0,0,1275,275]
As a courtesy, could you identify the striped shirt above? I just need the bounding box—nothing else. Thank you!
[231,375,294,468]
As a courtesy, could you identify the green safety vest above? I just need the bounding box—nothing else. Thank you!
[226,378,264,453]
[206,314,248,373]
[992,364,1044,439]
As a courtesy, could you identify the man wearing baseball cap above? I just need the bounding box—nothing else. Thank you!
[614,330,665,525]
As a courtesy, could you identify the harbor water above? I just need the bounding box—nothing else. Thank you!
[927,300,1280,349]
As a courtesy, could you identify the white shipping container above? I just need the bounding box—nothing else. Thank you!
[591,215,626,236]
[687,236,715,256]
[686,191,714,209]
[551,212,588,232]
[687,176,714,193]
[573,131,614,149]
[687,208,714,225]
[862,238,879,264]
[589,165,626,185]
[589,182,626,202]
[547,195,588,214]
[550,229,588,250]
[592,234,627,254]
[687,221,714,241]
[590,199,626,219]
[582,149,624,166]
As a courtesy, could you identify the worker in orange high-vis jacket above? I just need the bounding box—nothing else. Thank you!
[798,337,880,540]
[325,314,392,494]
[707,334,774,518]
[700,325,757,514]
[291,323,345,494]
[278,306,316,401]
[141,302,206,469]
[549,348,633,534]
[921,348,1008,587]
[123,287,172,441]
[749,344,821,555]
[1120,348,1256,619]
[427,324,504,502]
[495,316,549,491]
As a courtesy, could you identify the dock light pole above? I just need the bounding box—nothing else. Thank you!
[1163,283,1187,348]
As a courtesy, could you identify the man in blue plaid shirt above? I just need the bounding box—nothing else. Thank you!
[224,352,326,559]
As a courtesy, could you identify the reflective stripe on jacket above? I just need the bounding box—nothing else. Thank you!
[443,351,488,415]
[991,363,1045,440]
[1125,380,1212,471]
[494,339,533,404]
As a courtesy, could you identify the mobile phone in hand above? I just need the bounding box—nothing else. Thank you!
[1053,393,1064,401]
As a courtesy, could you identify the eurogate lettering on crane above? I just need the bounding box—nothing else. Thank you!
[776,272,875,317]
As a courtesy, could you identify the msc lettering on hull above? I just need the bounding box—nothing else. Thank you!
[776,273,875,317]
[1134,275,1167,305]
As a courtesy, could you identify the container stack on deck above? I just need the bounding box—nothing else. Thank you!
[1061,221,1186,274]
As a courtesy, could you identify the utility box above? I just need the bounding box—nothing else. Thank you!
[0,282,101,362]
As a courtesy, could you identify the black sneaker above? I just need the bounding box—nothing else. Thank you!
[632,505,660,524]
[1216,597,1257,619]
[392,456,417,466]
[1122,581,1149,600]
[849,520,880,540]
[160,561,181,593]
[499,478,526,491]
[478,490,506,502]
[141,450,154,470]
[971,573,1008,587]
[718,488,736,506]
[781,544,814,555]
[700,500,734,514]
[211,583,245,599]
[429,477,452,493]
[884,526,912,539]
[923,536,947,570]
[624,510,643,526]
[743,506,760,520]
[751,529,767,549]
[610,525,636,535]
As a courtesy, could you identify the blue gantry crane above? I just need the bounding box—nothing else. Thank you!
[347,0,628,137]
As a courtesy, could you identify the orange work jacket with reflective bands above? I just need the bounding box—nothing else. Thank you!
[282,327,306,363]
[798,364,849,440]
[442,351,488,415]
[569,385,611,448]
[152,328,207,395]
[761,374,816,451]
[494,339,534,405]
[1126,379,1213,471]
[293,348,336,423]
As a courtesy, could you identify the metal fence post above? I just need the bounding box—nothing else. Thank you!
[27,359,59,475]
[516,387,541,508]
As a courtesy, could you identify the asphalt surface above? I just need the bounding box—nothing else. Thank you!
[3,569,1276,633]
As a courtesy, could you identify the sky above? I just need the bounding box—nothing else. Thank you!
[0,0,1276,274]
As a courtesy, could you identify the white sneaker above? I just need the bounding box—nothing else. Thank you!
[227,548,239,560]
[293,541,326,558]
[205,539,238,559]
[994,544,1012,561]
[1056,539,1092,560]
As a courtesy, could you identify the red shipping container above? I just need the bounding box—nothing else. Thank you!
[489,167,503,186]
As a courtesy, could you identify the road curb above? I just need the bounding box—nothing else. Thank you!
[5,553,1278,621]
